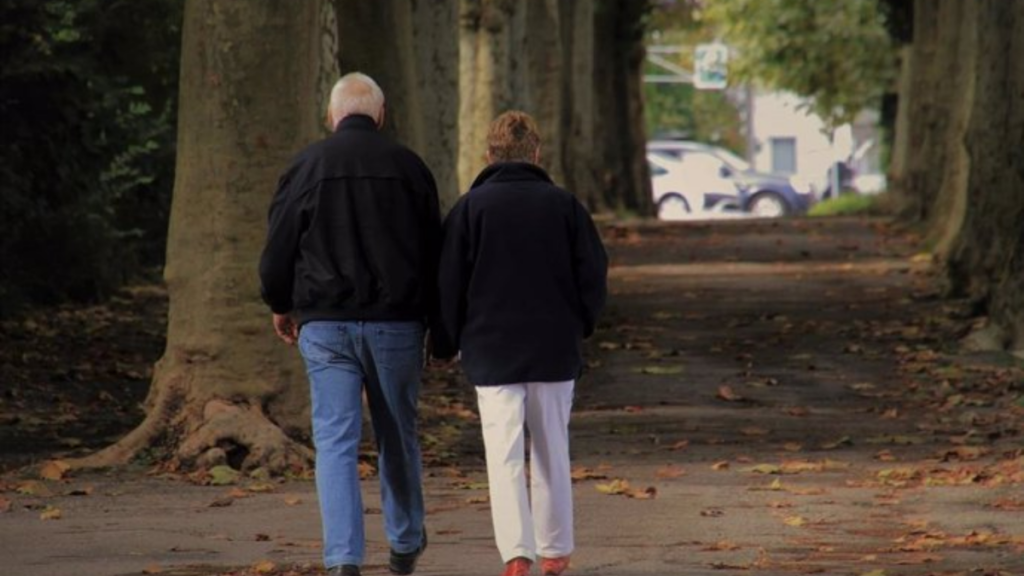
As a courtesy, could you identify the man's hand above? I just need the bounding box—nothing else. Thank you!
[272,313,299,345]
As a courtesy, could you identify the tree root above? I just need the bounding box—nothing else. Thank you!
[178,399,313,474]
[67,380,312,475]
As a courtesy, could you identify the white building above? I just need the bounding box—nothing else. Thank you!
[749,91,885,195]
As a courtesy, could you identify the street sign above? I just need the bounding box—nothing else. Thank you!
[694,43,728,90]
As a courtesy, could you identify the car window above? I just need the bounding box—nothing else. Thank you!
[648,161,668,176]
[684,152,727,175]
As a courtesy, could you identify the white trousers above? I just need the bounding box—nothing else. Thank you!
[476,380,575,563]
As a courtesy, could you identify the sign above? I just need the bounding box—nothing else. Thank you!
[694,43,728,90]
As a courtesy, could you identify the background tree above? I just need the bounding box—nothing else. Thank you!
[704,0,895,127]
[644,1,745,153]
[335,0,460,208]
[0,0,182,316]
[891,0,1024,354]
[70,0,340,473]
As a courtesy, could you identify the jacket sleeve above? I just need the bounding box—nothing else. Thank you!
[571,199,608,338]
[258,168,304,314]
[431,199,471,359]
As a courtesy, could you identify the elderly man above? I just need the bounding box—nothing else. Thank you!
[259,72,436,576]
[433,111,608,576]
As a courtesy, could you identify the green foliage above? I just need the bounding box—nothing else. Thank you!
[644,3,745,152]
[703,0,895,127]
[808,193,890,217]
[0,0,183,315]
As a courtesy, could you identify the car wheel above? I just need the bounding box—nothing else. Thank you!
[748,192,788,218]
[657,194,691,221]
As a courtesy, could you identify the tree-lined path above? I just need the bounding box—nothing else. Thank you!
[2,217,1021,576]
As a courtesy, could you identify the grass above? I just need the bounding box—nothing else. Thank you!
[809,192,890,217]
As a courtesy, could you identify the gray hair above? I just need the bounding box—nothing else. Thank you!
[328,72,385,124]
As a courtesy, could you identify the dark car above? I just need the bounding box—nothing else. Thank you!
[647,140,814,217]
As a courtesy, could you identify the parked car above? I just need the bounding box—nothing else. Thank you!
[648,140,814,218]
[647,152,744,220]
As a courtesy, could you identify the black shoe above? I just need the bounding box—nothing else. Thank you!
[327,565,361,576]
[389,527,428,575]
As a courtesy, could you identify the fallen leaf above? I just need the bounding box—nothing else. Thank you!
[209,497,234,508]
[700,508,724,517]
[247,482,277,493]
[784,406,810,417]
[466,496,488,504]
[0,497,11,513]
[571,467,608,482]
[39,506,62,520]
[741,427,770,436]
[595,479,630,495]
[16,480,53,497]
[284,496,302,506]
[142,565,163,575]
[639,365,684,375]
[629,486,657,499]
[252,559,276,574]
[208,465,240,486]
[358,461,376,479]
[702,540,740,551]
[711,461,730,471]
[668,440,690,451]
[39,460,71,481]
[655,465,685,479]
[747,464,781,474]
[623,405,644,413]
[860,570,887,576]
[783,515,807,527]
[821,436,853,450]
[717,385,744,402]
[783,443,803,452]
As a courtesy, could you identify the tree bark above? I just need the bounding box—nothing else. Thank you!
[336,0,460,209]
[944,0,1024,354]
[592,0,652,215]
[70,0,338,473]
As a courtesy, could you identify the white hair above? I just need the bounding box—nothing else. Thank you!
[328,72,385,124]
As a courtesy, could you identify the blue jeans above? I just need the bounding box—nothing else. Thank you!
[298,321,426,568]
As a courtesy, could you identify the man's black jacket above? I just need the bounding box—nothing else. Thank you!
[259,114,441,325]
[434,162,608,386]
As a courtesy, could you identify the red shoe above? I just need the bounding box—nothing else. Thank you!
[540,556,570,576]
[502,557,532,576]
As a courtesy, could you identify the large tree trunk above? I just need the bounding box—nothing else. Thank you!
[336,0,460,209]
[592,0,652,215]
[943,0,1024,354]
[896,0,1024,354]
[71,0,339,473]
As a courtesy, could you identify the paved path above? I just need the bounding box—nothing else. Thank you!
[2,217,1022,576]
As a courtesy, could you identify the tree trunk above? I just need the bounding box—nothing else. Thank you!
[457,0,522,191]
[592,0,652,215]
[70,0,339,473]
[943,0,1024,354]
[336,0,460,209]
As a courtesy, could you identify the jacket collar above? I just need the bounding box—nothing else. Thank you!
[470,162,554,190]
[335,114,378,133]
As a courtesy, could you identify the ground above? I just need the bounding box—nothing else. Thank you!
[0,217,1021,576]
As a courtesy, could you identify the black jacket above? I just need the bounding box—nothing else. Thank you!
[259,114,441,324]
[434,162,608,385]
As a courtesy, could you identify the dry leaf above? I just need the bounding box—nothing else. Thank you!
[717,385,743,402]
[741,427,770,436]
[466,496,489,504]
[703,540,740,551]
[783,443,803,452]
[711,461,730,471]
[39,460,71,481]
[629,486,657,500]
[783,515,807,527]
[571,467,608,482]
[595,479,630,495]
[39,506,62,520]
[142,565,163,574]
[667,440,690,451]
[284,496,302,506]
[358,461,376,479]
[0,496,11,513]
[17,480,53,497]
[253,560,276,574]
[655,465,685,479]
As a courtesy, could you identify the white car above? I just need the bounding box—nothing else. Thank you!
[648,140,814,219]
[647,150,743,221]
